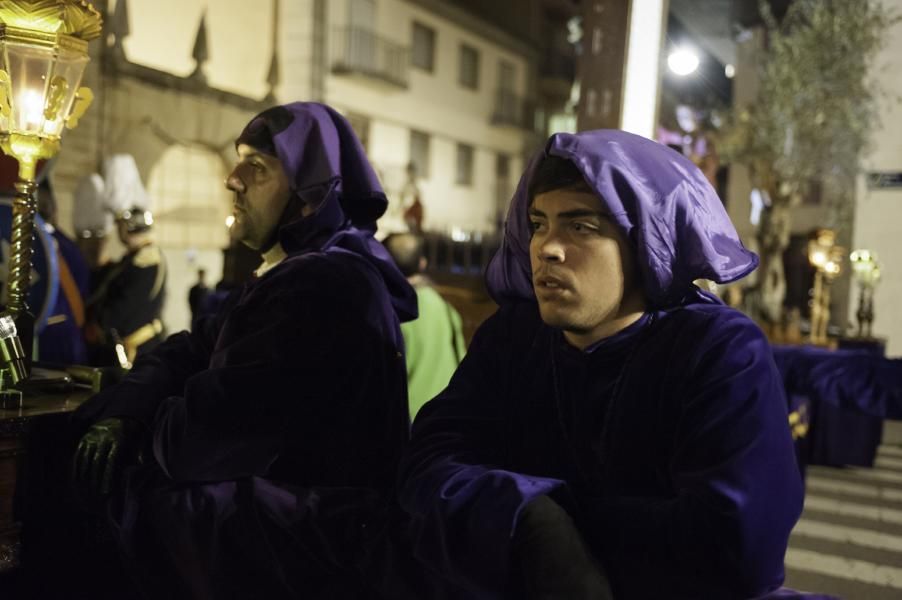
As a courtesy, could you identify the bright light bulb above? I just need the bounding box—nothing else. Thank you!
[811,251,827,267]
[225,215,235,228]
[667,47,699,76]
[724,64,735,78]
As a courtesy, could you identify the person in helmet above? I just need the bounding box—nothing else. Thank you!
[85,202,166,365]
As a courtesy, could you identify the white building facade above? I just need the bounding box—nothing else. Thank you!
[280,0,537,236]
[51,0,544,332]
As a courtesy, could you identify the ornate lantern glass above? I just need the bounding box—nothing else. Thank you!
[0,2,100,177]
[850,249,881,287]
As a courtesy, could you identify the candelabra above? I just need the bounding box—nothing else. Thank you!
[850,249,881,338]
[807,229,844,346]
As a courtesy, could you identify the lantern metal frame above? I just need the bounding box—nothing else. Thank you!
[0,0,101,392]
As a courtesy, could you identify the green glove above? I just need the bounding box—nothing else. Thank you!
[72,417,143,501]
[512,495,614,600]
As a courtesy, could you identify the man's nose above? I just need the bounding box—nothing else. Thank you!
[225,170,245,193]
[538,233,565,263]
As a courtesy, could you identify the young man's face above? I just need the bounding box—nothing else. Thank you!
[529,188,645,349]
[225,143,293,251]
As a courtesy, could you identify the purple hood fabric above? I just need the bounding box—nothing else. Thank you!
[486,129,758,308]
[237,102,417,321]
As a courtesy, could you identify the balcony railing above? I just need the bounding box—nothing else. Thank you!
[423,230,501,277]
[491,89,534,130]
[331,26,409,88]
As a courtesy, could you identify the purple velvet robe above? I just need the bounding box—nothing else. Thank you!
[400,130,830,599]
[401,301,804,599]
[73,103,437,599]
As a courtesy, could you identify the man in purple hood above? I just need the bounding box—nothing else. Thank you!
[69,103,427,598]
[399,131,830,599]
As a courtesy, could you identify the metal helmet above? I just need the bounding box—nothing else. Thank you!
[116,206,154,233]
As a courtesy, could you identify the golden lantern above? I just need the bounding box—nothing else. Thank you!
[0,0,101,389]
[850,249,881,338]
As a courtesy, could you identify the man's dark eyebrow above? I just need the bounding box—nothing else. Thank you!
[238,150,269,162]
[527,208,608,220]
[557,209,605,219]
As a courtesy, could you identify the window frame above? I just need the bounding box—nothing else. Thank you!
[411,21,436,72]
[409,129,431,179]
[456,143,475,186]
[458,43,480,90]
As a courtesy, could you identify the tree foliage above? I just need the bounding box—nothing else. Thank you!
[725,0,897,209]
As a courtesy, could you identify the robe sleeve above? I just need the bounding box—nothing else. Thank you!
[399,307,565,597]
[72,305,224,429]
[149,261,398,484]
[586,311,804,598]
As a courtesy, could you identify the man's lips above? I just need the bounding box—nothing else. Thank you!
[534,274,570,291]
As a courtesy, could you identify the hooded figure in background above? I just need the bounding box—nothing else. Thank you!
[84,155,166,365]
[400,131,829,599]
[66,103,447,599]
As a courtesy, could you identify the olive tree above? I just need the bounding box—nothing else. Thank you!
[722,0,897,326]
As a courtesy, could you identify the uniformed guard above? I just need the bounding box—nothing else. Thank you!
[86,206,166,366]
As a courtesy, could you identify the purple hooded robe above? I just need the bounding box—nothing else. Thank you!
[71,103,432,599]
[399,131,832,599]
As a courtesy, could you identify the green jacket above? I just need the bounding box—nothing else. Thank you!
[402,284,466,419]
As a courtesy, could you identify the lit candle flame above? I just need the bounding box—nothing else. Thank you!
[19,90,44,130]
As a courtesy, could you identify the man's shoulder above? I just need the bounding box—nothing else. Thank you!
[278,250,362,279]
[131,245,163,269]
[659,302,763,339]
[650,303,771,371]
[415,284,453,311]
[263,250,384,301]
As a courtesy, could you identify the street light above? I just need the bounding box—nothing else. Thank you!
[0,0,101,391]
[667,46,699,76]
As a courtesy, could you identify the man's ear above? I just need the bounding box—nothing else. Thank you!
[418,256,428,272]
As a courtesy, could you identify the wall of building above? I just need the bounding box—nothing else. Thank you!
[110,0,274,99]
[277,0,318,103]
[851,4,902,356]
[320,0,535,235]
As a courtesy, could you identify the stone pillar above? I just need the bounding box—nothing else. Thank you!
[577,0,630,131]
[577,0,668,137]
